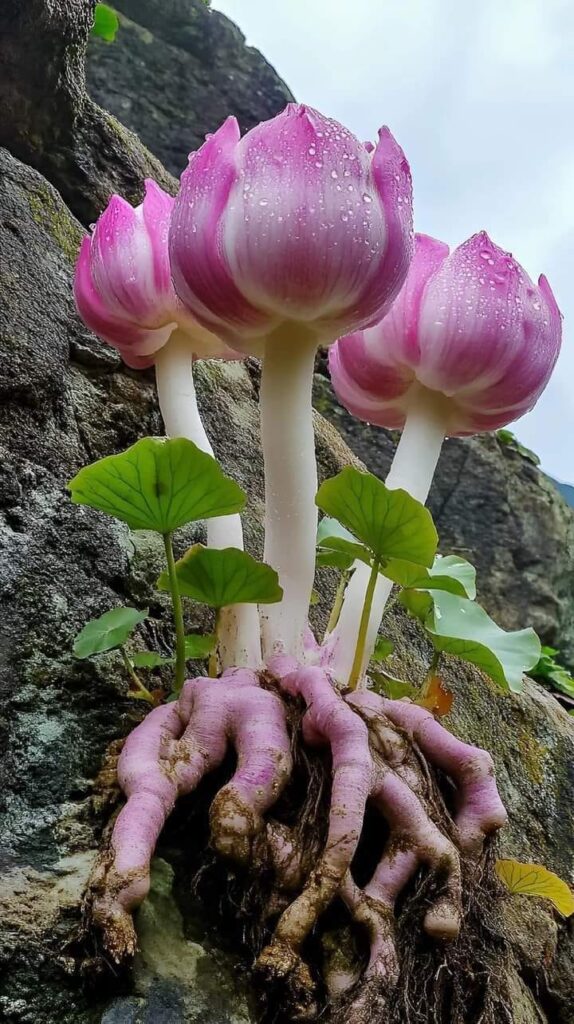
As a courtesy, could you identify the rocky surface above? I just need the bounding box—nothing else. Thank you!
[314,374,574,670]
[87,0,294,177]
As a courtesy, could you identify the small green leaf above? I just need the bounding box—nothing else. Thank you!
[316,549,356,569]
[383,554,476,598]
[530,648,574,698]
[372,637,394,662]
[496,429,540,465]
[399,589,434,622]
[131,651,173,669]
[316,516,371,569]
[69,437,246,534]
[316,468,438,566]
[92,3,119,41]
[370,670,415,700]
[184,633,217,659]
[159,545,283,608]
[74,606,148,659]
[406,590,541,692]
[309,589,321,606]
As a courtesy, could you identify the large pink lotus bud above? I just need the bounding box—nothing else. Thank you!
[74,179,229,368]
[329,231,562,434]
[327,232,562,687]
[74,180,259,670]
[169,104,413,353]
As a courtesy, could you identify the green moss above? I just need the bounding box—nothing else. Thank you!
[27,186,83,262]
[517,730,548,785]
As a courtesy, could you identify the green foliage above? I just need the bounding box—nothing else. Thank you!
[370,670,415,700]
[316,516,371,569]
[158,545,283,608]
[184,633,217,658]
[316,468,438,567]
[496,429,540,466]
[74,606,148,659]
[401,589,540,692]
[130,651,172,669]
[529,646,574,698]
[372,637,395,662]
[68,437,245,534]
[382,553,476,598]
[92,3,120,42]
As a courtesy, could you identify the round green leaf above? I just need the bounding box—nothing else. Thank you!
[383,554,476,598]
[68,437,246,534]
[74,606,148,659]
[316,468,438,567]
[158,545,283,608]
[416,591,541,692]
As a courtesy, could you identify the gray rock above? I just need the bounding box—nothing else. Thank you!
[86,0,294,177]
[314,373,574,670]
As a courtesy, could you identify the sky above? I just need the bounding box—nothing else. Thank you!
[211,0,573,483]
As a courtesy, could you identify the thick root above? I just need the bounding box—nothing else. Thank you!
[348,692,508,854]
[89,662,508,1022]
[257,660,373,989]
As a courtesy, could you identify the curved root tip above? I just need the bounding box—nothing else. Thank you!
[92,899,137,963]
[256,941,318,1021]
[423,899,462,940]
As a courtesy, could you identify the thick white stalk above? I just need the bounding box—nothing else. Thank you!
[259,329,318,660]
[326,386,449,686]
[154,330,261,669]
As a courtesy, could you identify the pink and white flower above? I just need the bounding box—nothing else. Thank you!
[169,104,413,353]
[330,231,562,434]
[74,179,230,367]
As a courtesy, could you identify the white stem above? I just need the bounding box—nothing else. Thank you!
[259,329,318,660]
[326,386,449,686]
[154,330,262,669]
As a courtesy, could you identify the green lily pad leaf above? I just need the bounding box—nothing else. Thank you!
[69,437,246,534]
[316,468,437,567]
[411,590,541,692]
[158,545,283,608]
[92,3,119,41]
[74,606,148,659]
[372,637,394,662]
[131,651,173,669]
[383,554,476,598]
[184,633,217,659]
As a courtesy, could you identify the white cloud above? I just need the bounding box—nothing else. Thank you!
[212,0,573,481]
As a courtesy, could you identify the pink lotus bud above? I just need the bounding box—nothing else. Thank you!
[169,104,413,353]
[74,179,230,368]
[329,231,562,434]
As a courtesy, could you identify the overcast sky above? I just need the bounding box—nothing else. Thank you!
[211,0,573,483]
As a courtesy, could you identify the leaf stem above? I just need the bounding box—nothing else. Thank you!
[119,647,154,703]
[348,558,380,691]
[163,532,187,695]
[324,571,350,639]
